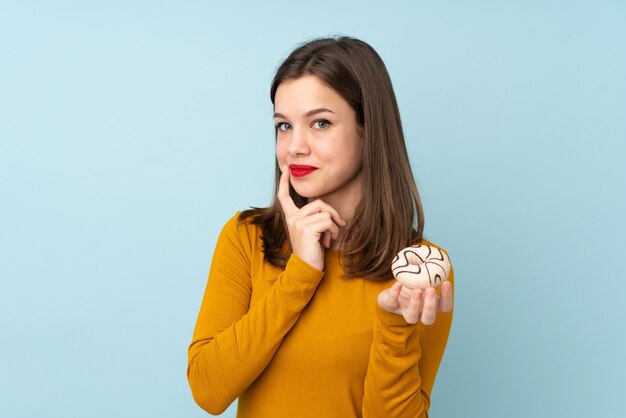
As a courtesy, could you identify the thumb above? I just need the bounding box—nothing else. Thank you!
[378,283,401,310]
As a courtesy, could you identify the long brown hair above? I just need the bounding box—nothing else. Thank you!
[240,36,424,281]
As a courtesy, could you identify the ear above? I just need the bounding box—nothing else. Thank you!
[356,124,365,140]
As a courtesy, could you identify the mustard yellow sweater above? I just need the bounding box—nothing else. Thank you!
[188,212,454,417]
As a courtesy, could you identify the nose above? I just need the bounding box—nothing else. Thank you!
[287,126,310,156]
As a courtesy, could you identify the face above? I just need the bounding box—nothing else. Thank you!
[274,76,364,206]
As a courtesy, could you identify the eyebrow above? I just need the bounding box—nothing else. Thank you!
[273,107,335,119]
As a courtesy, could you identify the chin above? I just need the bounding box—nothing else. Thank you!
[291,188,314,199]
[291,185,322,200]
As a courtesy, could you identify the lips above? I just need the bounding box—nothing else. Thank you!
[289,164,318,178]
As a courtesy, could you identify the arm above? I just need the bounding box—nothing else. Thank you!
[187,214,325,415]
[362,266,454,417]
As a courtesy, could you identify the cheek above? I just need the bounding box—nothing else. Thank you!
[275,139,288,164]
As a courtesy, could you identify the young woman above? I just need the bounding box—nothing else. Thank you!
[187,36,454,418]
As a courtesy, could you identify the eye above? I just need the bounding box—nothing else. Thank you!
[275,122,291,132]
[313,119,331,129]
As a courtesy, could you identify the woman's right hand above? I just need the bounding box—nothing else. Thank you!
[277,164,346,271]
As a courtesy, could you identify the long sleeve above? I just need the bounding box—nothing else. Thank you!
[362,265,454,417]
[187,214,325,415]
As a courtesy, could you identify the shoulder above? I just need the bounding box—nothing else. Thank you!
[216,211,263,258]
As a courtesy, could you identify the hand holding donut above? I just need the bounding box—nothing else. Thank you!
[378,245,453,324]
[277,164,346,271]
[377,281,453,325]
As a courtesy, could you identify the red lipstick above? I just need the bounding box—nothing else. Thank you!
[289,164,318,178]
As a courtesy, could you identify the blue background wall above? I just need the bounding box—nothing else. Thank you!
[1,1,624,417]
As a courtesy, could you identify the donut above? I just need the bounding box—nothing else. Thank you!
[391,245,451,289]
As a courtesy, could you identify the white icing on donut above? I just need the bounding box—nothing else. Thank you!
[391,245,451,289]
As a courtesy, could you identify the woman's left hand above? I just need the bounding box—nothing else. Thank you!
[377,281,453,325]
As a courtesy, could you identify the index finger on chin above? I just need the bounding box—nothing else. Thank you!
[277,164,297,215]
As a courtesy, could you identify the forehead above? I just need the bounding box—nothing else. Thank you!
[274,76,350,115]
